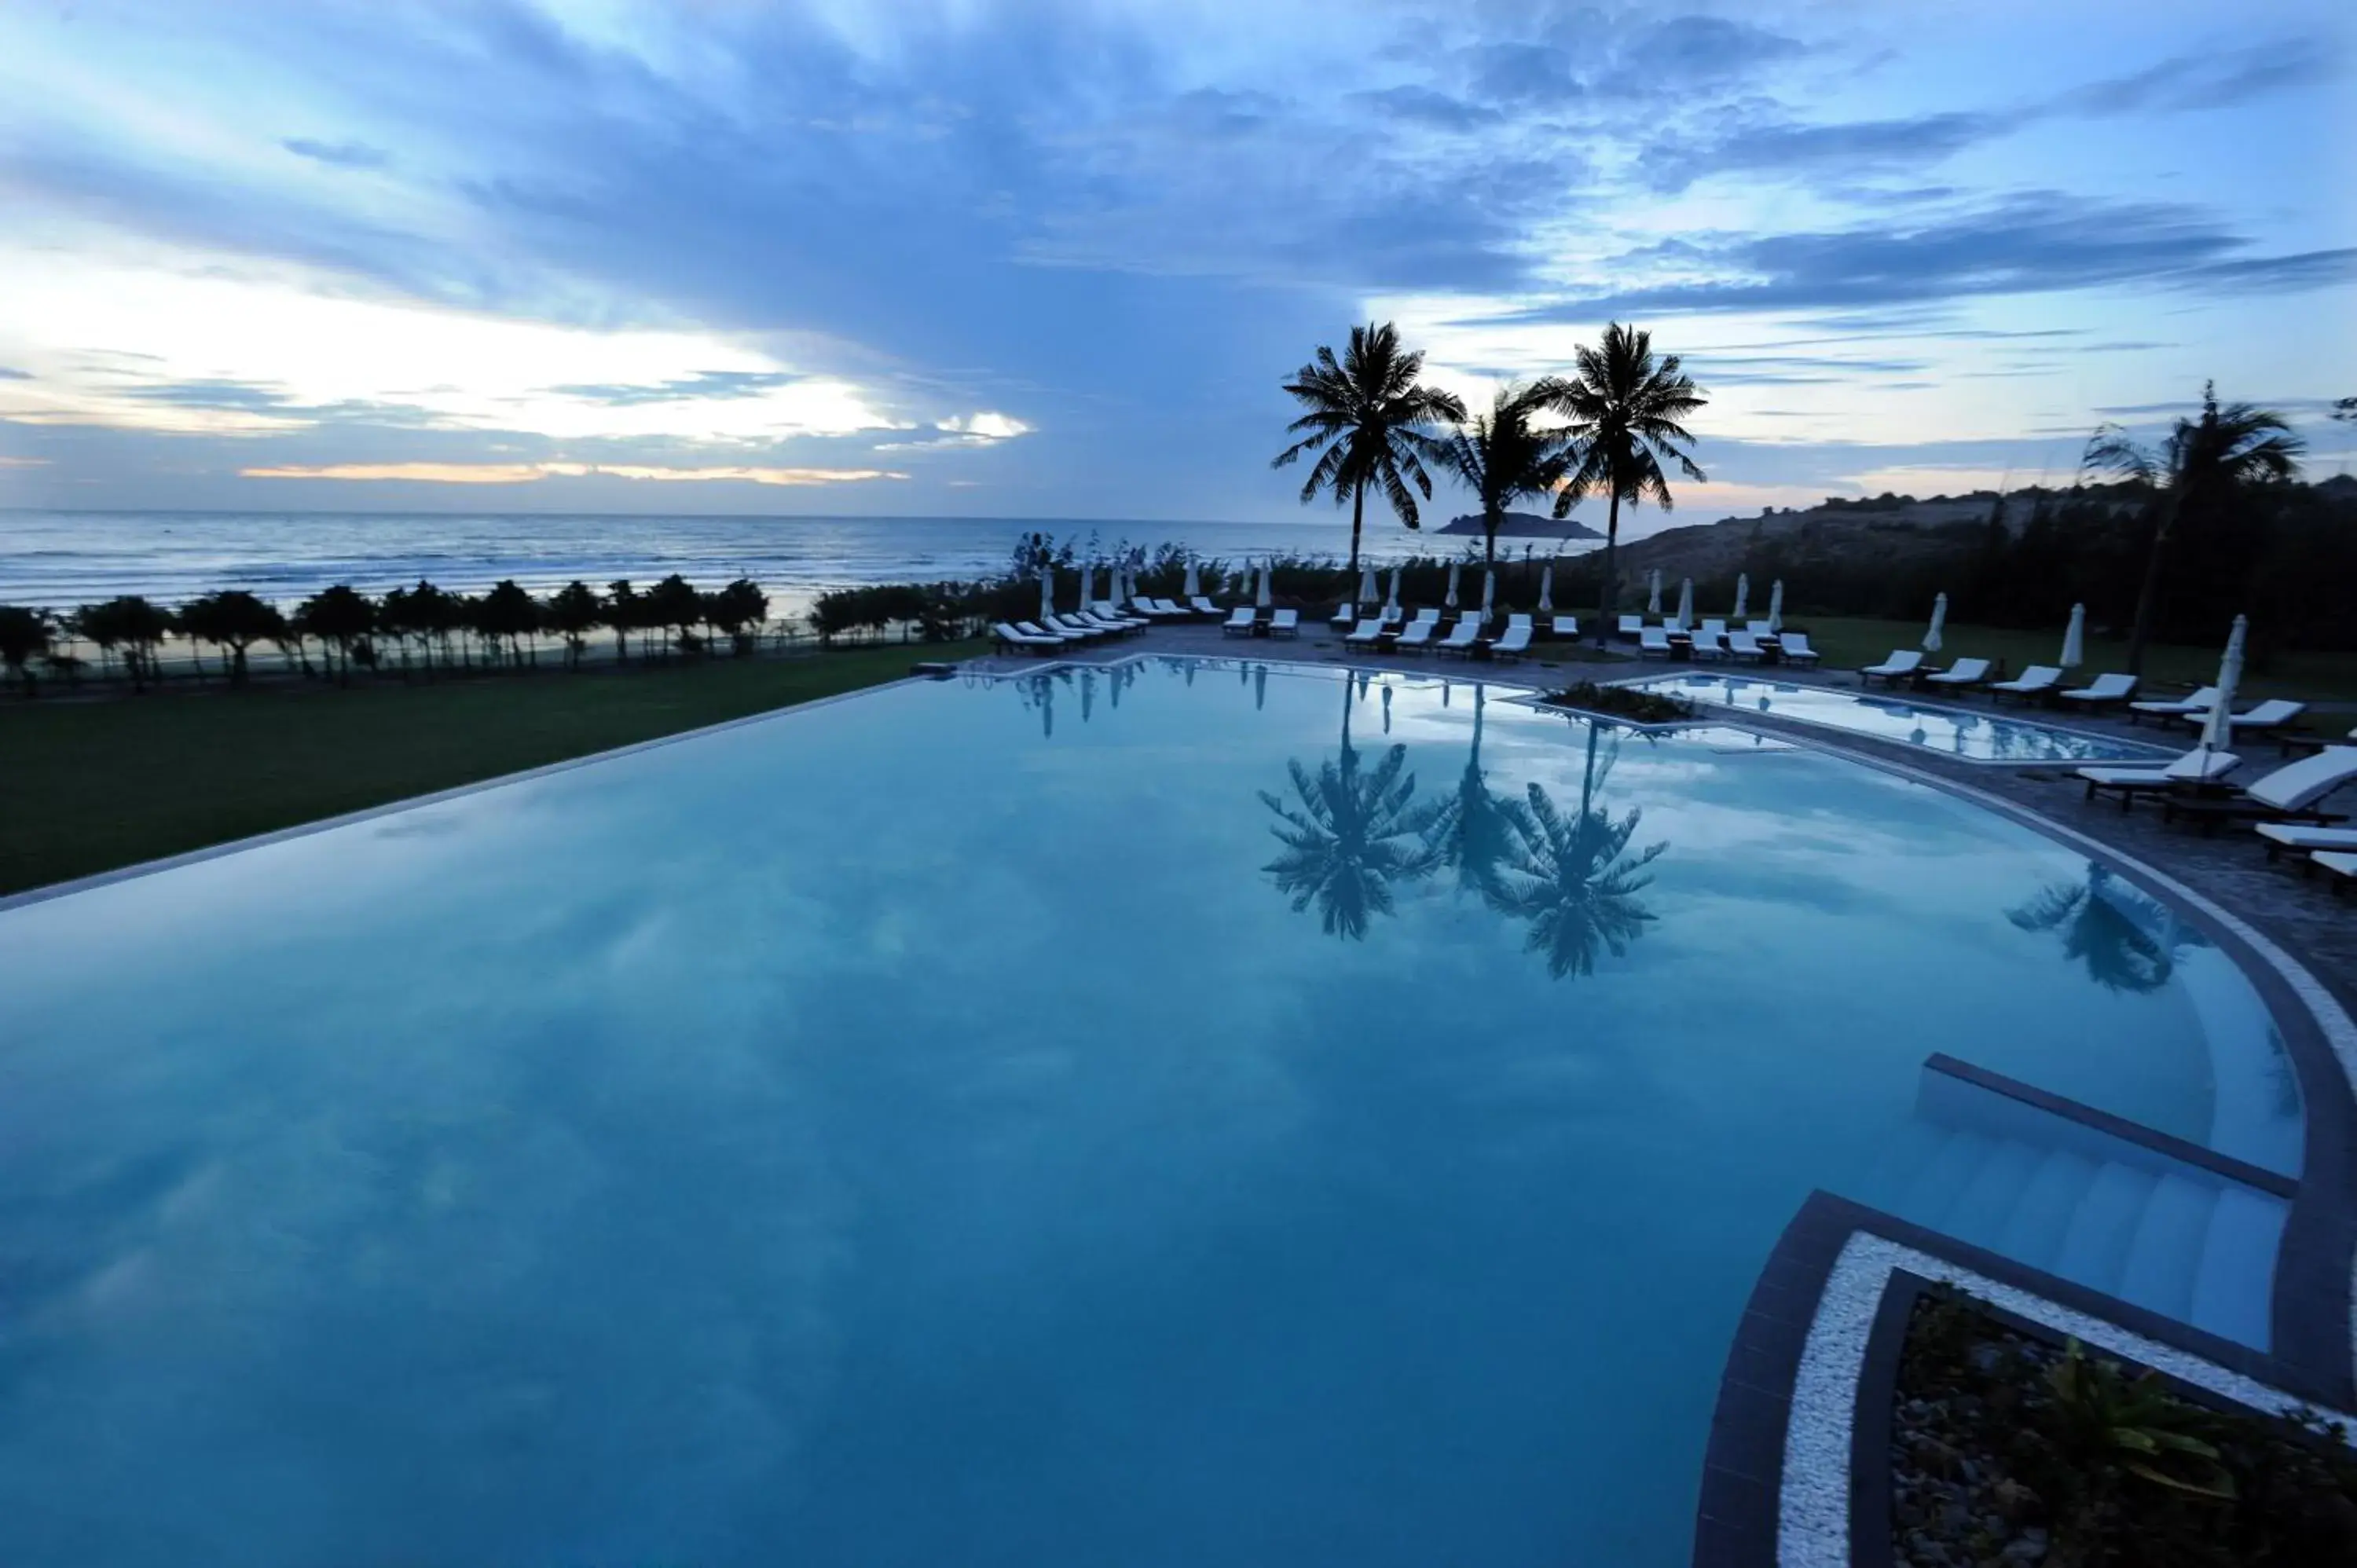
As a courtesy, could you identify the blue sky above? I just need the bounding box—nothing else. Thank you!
[0,0,2349,535]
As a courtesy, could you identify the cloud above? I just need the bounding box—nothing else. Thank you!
[240,461,907,485]
[0,366,31,380]
[2062,41,2342,115]
[1640,111,2007,191]
[1351,86,1501,129]
[1495,194,2343,320]
[0,455,49,467]
[281,137,390,170]
[541,370,816,407]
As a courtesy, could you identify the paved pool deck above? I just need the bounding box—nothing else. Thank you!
[970,620,2357,1014]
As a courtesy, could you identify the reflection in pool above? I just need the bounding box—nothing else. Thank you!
[0,658,2300,1567]
[1634,673,2176,763]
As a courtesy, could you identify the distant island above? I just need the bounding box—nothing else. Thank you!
[1435,511,1604,540]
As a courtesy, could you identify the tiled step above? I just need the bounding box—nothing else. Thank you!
[1901,1129,1997,1227]
[2051,1162,2158,1295]
[1941,1138,2046,1248]
[2117,1173,2220,1324]
[2188,1185,2289,1347]
[1992,1149,2102,1271]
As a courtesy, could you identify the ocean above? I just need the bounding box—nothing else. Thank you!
[0,510,1589,614]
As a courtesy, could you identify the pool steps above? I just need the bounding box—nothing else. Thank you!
[1861,1064,2289,1348]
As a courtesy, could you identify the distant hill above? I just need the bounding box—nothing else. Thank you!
[1436,510,1604,540]
[1616,485,2128,584]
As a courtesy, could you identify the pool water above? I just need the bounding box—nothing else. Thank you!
[1637,673,2176,763]
[0,659,2296,1567]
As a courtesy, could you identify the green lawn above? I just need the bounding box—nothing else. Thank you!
[0,640,983,897]
[1776,617,2357,702]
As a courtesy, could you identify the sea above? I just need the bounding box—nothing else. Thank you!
[0,510,1593,614]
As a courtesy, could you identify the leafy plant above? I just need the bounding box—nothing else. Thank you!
[2045,1339,2236,1503]
[1540,681,1692,724]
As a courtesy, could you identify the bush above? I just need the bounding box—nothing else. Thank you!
[1539,681,1693,724]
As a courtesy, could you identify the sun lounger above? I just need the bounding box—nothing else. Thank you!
[2161,745,2357,833]
[1700,618,1725,639]
[1189,596,1222,617]
[1727,629,1765,661]
[2075,747,2241,812]
[1551,614,1578,639]
[1492,622,1532,661]
[1408,606,1440,629]
[1638,626,1673,659]
[1269,608,1299,639]
[2058,672,2139,710]
[1503,614,1534,641]
[1221,608,1257,636]
[1343,617,1387,648]
[1989,664,2061,703]
[2313,851,2357,894]
[1435,619,1484,657]
[1380,605,1406,627]
[1776,632,1819,665]
[2253,822,2357,863]
[1618,614,1643,639]
[1091,600,1148,628]
[2127,685,2216,725]
[1083,610,1145,635]
[1922,657,1991,691]
[1047,614,1109,640]
[1395,617,1437,651]
[1330,602,1355,628]
[2179,698,2310,750]
[1860,650,1924,687]
[994,621,1065,654]
[1689,631,1728,661]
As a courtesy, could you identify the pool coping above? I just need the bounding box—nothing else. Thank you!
[0,673,947,914]
[1618,670,2180,766]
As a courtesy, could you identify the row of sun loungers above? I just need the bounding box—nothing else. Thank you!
[1223,607,1299,638]
[1636,626,1820,665]
[1341,609,1536,660]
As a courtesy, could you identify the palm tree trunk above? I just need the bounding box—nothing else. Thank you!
[1596,489,1623,647]
[1349,485,1366,574]
[2124,493,2181,677]
[1485,504,1500,567]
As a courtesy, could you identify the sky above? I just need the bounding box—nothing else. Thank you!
[0,0,2350,536]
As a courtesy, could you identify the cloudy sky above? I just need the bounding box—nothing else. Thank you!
[0,0,2350,530]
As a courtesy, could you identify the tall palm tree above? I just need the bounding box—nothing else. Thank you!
[1273,322,1466,573]
[1536,323,1708,645]
[2006,864,2178,994]
[1259,680,1442,940]
[1487,724,1667,979]
[1435,383,1578,566]
[2080,382,2303,675]
[1430,685,1519,900]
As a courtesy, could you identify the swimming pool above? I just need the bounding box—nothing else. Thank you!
[0,659,2299,1566]
[1633,672,2176,763]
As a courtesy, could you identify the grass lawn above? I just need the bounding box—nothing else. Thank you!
[1776,617,2357,702]
[0,639,984,898]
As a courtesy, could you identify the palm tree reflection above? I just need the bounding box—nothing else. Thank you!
[1487,724,1669,978]
[2006,863,2178,993]
[1259,680,1442,939]
[1431,685,1519,901]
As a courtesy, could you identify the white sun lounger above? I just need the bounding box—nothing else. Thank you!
[2128,684,2216,724]
[1435,619,1484,657]
[2076,747,2240,811]
[1922,657,1991,690]
[1189,596,1222,617]
[1551,614,1578,639]
[2058,672,2140,709]
[1380,604,1406,627]
[1492,622,1533,661]
[1727,629,1765,661]
[1699,618,1726,639]
[1638,627,1673,659]
[1395,617,1437,651]
[1330,602,1355,627]
[1689,630,1728,661]
[1221,608,1257,636]
[1618,614,1643,639]
[1776,632,1819,665]
[1269,608,1299,639]
[995,621,1065,654]
[2161,745,2357,831]
[1343,617,1387,647]
[1047,614,1109,640]
[2314,851,2357,893]
[1091,600,1149,628]
[1989,664,2061,703]
[1860,650,1923,687]
[2201,698,2310,743]
[2253,822,2357,863]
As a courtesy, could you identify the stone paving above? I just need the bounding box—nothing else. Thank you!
[971,618,2357,1013]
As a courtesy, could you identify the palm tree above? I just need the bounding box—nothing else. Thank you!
[1536,323,1708,645]
[1435,384,1578,566]
[2006,864,2178,994]
[74,595,170,691]
[1429,685,1519,900]
[177,590,285,685]
[1486,724,1667,979]
[1258,680,1443,939]
[476,580,541,667]
[295,584,376,685]
[543,581,604,669]
[1274,322,1467,572]
[2080,382,2303,675]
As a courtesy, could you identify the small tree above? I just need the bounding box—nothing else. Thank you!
[646,574,702,656]
[606,580,640,662]
[295,584,377,685]
[0,605,53,697]
[475,580,541,667]
[704,579,768,655]
[176,590,285,685]
[542,581,604,669]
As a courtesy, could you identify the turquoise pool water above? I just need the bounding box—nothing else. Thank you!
[1637,673,2176,763]
[0,659,2297,1566]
